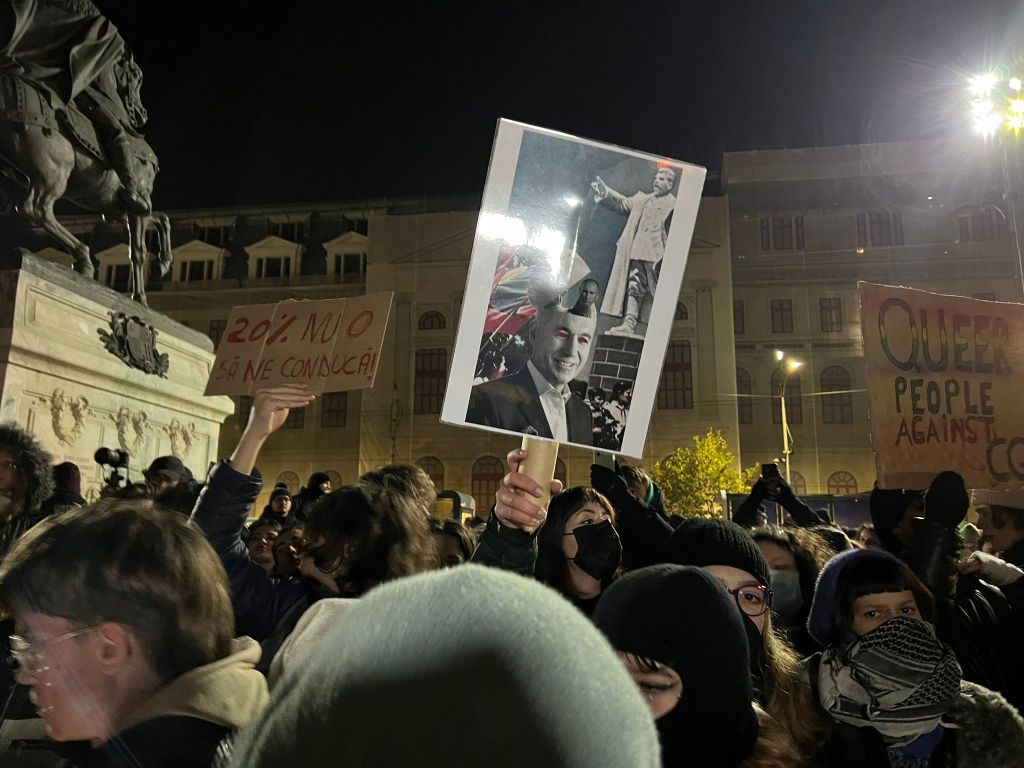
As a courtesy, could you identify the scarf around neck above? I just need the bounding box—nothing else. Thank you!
[816,617,961,747]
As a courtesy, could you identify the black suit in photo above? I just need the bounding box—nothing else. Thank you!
[466,368,594,445]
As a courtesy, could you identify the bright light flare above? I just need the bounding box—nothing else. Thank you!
[774,350,785,362]
[786,360,803,372]
[1011,77,1022,91]
[1009,114,1024,131]
[562,195,582,208]
[969,72,999,97]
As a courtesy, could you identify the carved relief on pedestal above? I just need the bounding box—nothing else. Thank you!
[44,388,91,447]
[164,419,198,459]
[111,406,149,454]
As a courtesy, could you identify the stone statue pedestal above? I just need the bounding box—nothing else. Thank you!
[0,253,233,499]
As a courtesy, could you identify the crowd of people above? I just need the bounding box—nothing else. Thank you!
[0,384,1022,767]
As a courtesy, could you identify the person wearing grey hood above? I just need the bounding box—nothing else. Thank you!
[230,564,660,768]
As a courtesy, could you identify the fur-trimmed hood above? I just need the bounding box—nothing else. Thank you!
[948,680,1024,768]
[0,423,54,516]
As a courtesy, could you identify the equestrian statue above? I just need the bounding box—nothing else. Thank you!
[0,0,171,305]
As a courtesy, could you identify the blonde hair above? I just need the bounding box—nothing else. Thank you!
[741,702,802,768]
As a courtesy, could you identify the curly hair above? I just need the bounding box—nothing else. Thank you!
[304,484,435,597]
[360,464,437,518]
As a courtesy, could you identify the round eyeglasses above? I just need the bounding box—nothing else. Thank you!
[724,584,773,617]
[9,627,96,674]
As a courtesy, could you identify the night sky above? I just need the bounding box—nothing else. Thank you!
[100,0,1023,210]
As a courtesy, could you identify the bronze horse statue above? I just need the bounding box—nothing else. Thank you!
[0,60,172,305]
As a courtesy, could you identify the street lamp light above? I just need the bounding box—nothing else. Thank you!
[967,69,1024,299]
[774,351,802,484]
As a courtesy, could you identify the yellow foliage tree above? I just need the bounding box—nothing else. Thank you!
[651,428,759,518]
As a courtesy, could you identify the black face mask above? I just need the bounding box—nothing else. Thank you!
[566,520,622,581]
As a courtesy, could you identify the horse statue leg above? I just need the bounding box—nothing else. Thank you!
[2,128,95,278]
[127,213,151,305]
[148,210,173,278]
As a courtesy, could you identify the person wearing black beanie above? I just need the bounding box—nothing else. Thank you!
[594,564,761,768]
[662,517,818,760]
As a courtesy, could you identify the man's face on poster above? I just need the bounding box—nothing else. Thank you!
[652,169,675,196]
[530,309,596,387]
[579,280,599,307]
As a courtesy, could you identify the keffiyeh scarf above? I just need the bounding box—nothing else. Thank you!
[816,617,961,747]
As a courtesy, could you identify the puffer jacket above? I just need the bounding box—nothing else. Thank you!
[190,461,306,643]
[902,517,1024,714]
[0,422,54,554]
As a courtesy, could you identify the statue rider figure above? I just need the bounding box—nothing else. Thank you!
[0,0,150,213]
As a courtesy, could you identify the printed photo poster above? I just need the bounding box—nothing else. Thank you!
[859,282,1024,491]
[441,119,706,457]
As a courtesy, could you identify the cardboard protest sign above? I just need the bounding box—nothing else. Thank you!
[860,282,1024,490]
[205,293,393,396]
[440,119,706,457]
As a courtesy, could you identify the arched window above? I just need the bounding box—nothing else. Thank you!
[827,471,858,495]
[788,470,807,496]
[417,456,445,490]
[555,458,567,488]
[674,302,688,321]
[275,471,301,493]
[820,365,853,424]
[736,367,752,424]
[472,456,504,512]
[325,470,342,489]
[770,369,803,424]
[414,348,448,414]
[418,311,446,330]
[657,341,693,409]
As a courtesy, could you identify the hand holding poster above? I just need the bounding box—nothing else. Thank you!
[859,282,1024,491]
[205,293,393,396]
[441,119,706,457]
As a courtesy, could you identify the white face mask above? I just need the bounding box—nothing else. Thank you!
[768,569,803,628]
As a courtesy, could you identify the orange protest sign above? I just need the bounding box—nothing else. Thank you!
[859,282,1024,490]
[204,293,393,396]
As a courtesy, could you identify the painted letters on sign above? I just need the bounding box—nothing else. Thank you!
[205,293,393,396]
[859,282,1024,490]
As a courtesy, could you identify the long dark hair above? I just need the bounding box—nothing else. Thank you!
[535,486,615,596]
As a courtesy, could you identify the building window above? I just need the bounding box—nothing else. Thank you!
[827,471,858,495]
[856,214,868,247]
[417,456,444,490]
[770,299,794,333]
[770,370,803,424]
[958,212,1006,242]
[772,216,794,250]
[472,456,504,512]
[334,253,367,281]
[893,212,904,245]
[105,264,130,291]
[197,225,230,247]
[789,471,807,496]
[180,259,213,283]
[736,367,752,424]
[320,392,348,428]
[674,302,688,321]
[418,311,447,330]
[657,341,693,410]
[869,213,891,246]
[860,212,904,247]
[795,216,805,249]
[820,365,853,424]
[819,297,843,332]
[236,395,253,430]
[282,407,305,430]
[414,348,448,414]
[275,471,301,493]
[760,218,770,251]
[256,256,291,278]
[272,221,306,242]
[972,292,997,300]
[733,300,745,334]
[208,319,227,347]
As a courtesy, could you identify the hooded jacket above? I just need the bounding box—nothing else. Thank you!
[229,564,661,768]
[97,638,269,768]
[0,423,54,554]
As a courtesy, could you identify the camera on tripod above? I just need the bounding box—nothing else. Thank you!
[94,447,130,489]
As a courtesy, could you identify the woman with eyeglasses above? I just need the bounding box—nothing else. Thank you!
[797,547,1024,768]
[594,564,797,768]
[662,517,820,760]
